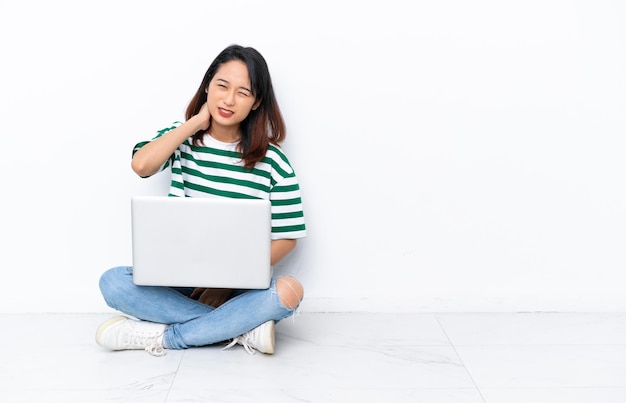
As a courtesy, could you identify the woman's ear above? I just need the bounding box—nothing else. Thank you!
[252,99,262,111]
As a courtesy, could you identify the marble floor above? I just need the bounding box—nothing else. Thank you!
[1,312,625,402]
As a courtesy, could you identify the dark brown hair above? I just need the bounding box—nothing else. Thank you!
[185,44,286,169]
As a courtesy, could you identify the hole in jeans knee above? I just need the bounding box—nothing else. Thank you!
[276,276,304,310]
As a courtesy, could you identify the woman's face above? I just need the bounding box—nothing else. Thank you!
[206,60,260,130]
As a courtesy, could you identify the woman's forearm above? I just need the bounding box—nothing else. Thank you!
[270,239,297,266]
[131,116,207,177]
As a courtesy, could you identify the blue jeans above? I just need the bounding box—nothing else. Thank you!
[98,266,297,349]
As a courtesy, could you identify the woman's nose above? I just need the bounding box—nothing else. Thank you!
[224,91,235,105]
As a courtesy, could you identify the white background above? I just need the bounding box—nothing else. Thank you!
[1,0,624,313]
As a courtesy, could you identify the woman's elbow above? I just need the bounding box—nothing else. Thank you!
[131,158,154,178]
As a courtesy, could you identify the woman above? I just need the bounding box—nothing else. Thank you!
[96,44,306,356]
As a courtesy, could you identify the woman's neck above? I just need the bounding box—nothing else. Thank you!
[210,127,241,143]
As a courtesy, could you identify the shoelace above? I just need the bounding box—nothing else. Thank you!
[126,330,166,357]
[223,335,257,355]
[145,343,167,357]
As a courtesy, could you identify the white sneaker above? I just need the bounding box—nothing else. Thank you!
[96,316,168,356]
[223,320,275,355]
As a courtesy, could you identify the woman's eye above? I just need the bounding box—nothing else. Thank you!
[238,92,249,97]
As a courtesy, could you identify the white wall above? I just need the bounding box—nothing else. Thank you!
[1,0,624,313]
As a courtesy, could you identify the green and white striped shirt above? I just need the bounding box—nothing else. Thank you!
[133,121,306,240]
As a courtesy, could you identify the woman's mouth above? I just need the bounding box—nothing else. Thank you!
[218,108,234,118]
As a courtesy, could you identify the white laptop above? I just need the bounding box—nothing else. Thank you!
[131,196,272,289]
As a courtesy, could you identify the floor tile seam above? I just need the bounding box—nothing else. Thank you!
[432,312,626,314]
[310,343,458,347]
[476,386,626,390]
[162,350,186,401]
[450,343,626,347]
[161,387,491,392]
[163,386,626,391]
[163,386,492,390]
[308,344,468,353]
[433,314,488,403]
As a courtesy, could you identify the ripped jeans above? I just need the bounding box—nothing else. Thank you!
[98,266,297,349]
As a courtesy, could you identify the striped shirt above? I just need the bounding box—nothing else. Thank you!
[133,121,307,240]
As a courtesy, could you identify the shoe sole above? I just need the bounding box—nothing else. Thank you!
[95,316,128,346]
[265,320,275,355]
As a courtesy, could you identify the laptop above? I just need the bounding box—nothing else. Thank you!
[131,196,272,289]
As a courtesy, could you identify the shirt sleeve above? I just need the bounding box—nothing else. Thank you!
[268,149,307,240]
[131,121,183,176]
